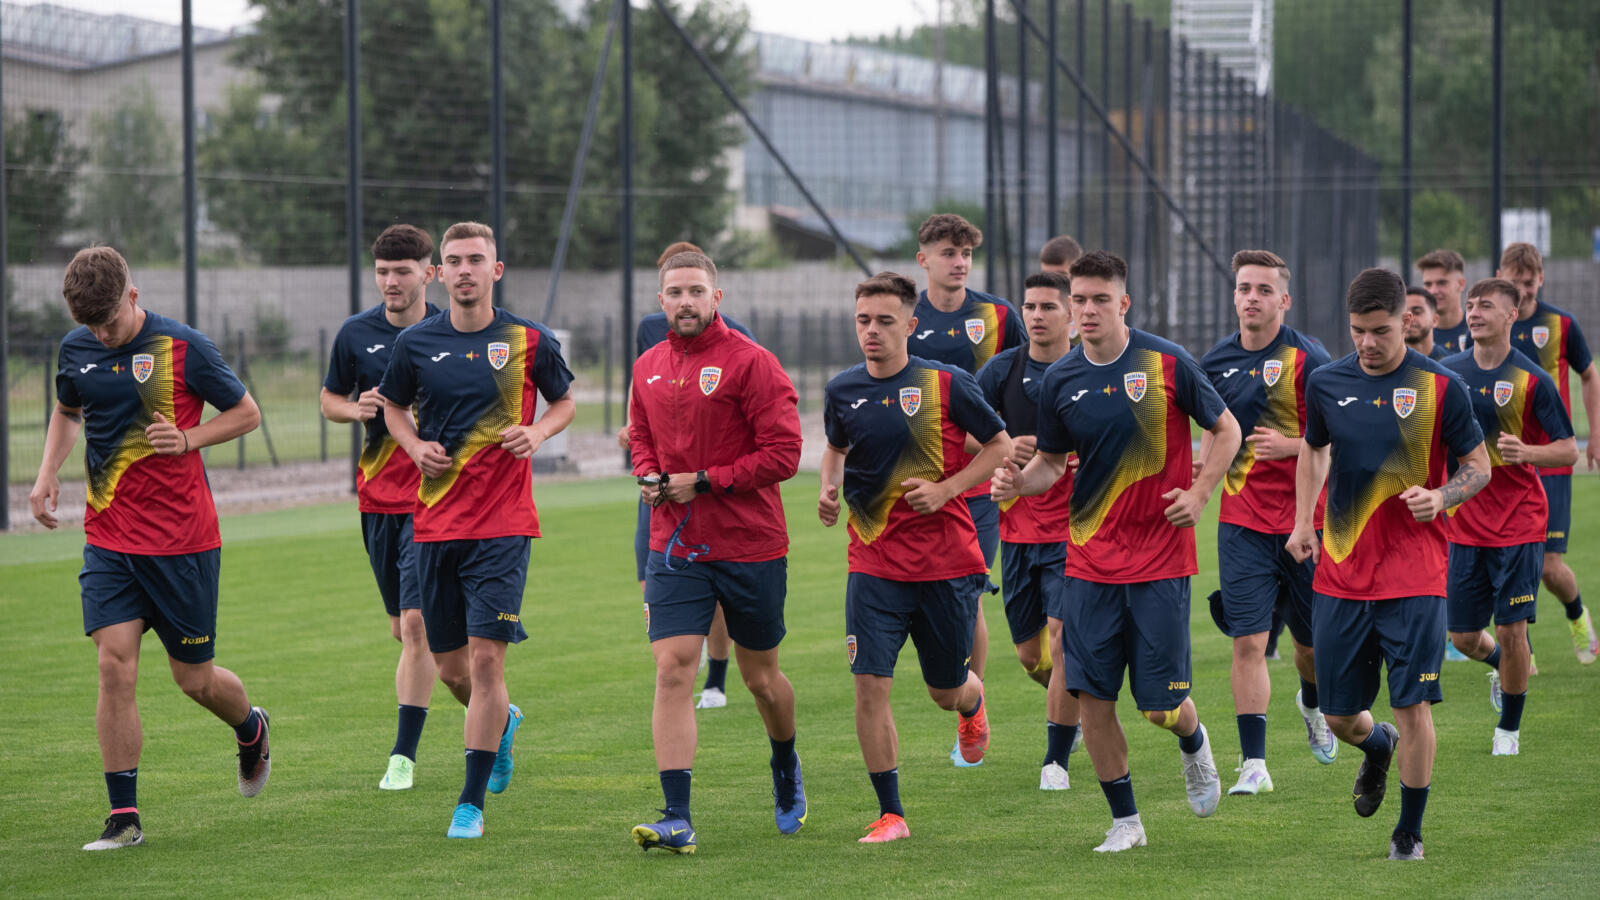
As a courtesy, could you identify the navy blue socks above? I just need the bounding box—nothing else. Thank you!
[660,768,692,823]
[869,768,905,817]
[1500,691,1527,732]
[393,704,428,761]
[1044,721,1078,767]
[1299,678,1319,709]
[459,748,496,810]
[703,657,728,692]
[1099,774,1138,819]
[1395,782,1429,838]
[105,768,137,813]
[1237,714,1267,760]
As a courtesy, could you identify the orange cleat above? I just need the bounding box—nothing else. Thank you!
[858,813,909,844]
[956,688,990,764]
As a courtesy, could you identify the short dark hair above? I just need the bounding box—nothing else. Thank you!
[61,246,130,326]
[372,224,433,262]
[1231,249,1290,285]
[855,271,919,308]
[917,213,983,249]
[1405,285,1437,312]
[1467,277,1519,308]
[1416,248,1464,273]
[1346,268,1406,317]
[1023,271,1071,298]
[657,241,703,267]
[1038,235,1083,267]
[1068,250,1127,286]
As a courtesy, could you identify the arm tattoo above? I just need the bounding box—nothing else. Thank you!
[1438,462,1489,508]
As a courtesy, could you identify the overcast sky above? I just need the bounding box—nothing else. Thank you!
[31,0,942,43]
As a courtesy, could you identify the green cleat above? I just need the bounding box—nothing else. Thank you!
[379,754,415,791]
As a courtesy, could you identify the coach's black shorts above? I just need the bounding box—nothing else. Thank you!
[415,536,530,653]
[1313,593,1444,716]
[644,552,787,651]
[1447,542,1541,632]
[1059,576,1192,711]
[1541,472,1571,554]
[999,540,1068,644]
[1217,523,1315,646]
[80,545,221,664]
[362,511,420,617]
[845,572,987,690]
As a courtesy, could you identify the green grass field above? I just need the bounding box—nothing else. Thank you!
[2,477,1598,897]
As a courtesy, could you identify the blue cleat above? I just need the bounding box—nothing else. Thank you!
[773,755,807,834]
[487,704,523,795]
[632,812,696,854]
[446,803,484,839]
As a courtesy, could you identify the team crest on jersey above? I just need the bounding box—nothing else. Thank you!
[131,354,154,384]
[965,318,985,344]
[1124,371,1147,402]
[846,634,858,664]
[700,366,723,396]
[899,387,922,416]
[1532,326,1550,348]
[487,341,510,370]
[1262,359,1283,387]
[1494,380,1514,407]
[1393,388,1417,419]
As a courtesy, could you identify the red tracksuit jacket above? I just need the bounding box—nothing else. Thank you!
[629,314,802,562]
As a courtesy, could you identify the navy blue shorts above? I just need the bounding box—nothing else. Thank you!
[1313,593,1444,716]
[845,572,987,690]
[1447,543,1541,631]
[1541,473,1570,554]
[1059,576,1192,711]
[643,552,787,651]
[965,494,1001,595]
[414,537,530,653]
[1217,523,1315,646]
[999,540,1068,644]
[362,512,420,617]
[80,545,221,664]
[633,500,651,583]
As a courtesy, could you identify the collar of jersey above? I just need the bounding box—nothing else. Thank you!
[1083,330,1135,368]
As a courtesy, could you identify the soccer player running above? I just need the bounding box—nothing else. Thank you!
[1197,250,1336,796]
[1499,242,1600,664]
[321,225,467,791]
[1404,286,1450,361]
[1442,278,1577,756]
[993,251,1239,853]
[1417,249,1472,354]
[974,271,1082,790]
[820,272,1012,843]
[1287,268,1489,861]
[379,222,575,839]
[627,250,805,853]
[31,247,269,851]
[912,213,1024,765]
[618,241,755,710]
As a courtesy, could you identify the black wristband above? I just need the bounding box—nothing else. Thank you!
[695,470,711,494]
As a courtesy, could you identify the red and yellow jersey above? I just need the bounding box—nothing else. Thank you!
[55,312,247,555]
[1510,301,1592,476]
[975,346,1072,544]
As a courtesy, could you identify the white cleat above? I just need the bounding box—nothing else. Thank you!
[1296,690,1338,765]
[695,687,727,709]
[1093,820,1147,853]
[1039,762,1070,791]
[1228,758,1275,795]
[1488,671,1503,714]
[1180,725,1222,818]
[1572,608,1599,665]
[1492,727,1520,756]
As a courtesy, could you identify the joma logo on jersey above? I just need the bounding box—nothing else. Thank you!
[496,612,520,623]
[131,354,154,384]
[1494,380,1514,407]
[846,634,858,664]
[1262,359,1283,387]
[487,341,510,370]
[1392,388,1417,419]
[965,318,985,344]
[1124,372,1147,402]
[1532,326,1550,348]
[1418,671,1438,683]
[899,387,921,416]
[1168,680,1190,691]
[700,366,722,396]
[180,635,210,645]
[1509,593,1535,606]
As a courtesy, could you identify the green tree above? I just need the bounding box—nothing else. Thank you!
[78,83,182,263]
[4,109,84,263]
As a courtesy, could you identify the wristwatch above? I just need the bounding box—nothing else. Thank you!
[695,470,711,494]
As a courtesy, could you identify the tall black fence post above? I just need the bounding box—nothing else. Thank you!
[1121,2,1133,259]
[1018,0,1029,292]
[182,0,198,327]
[1490,0,1503,257]
[491,0,506,305]
[0,33,8,529]
[345,0,362,492]
[620,0,635,470]
[1046,0,1058,236]
[1401,0,1413,274]
[984,0,999,295]
[603,316,614,436]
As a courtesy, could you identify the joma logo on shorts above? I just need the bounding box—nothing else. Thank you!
[180,635,210,645]
[1418,672,1438,682]
[1168,681,1190,691]
[1510,594,1535,605]
[497,612,520,623]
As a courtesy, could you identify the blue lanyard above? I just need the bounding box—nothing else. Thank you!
[663,505,711,571]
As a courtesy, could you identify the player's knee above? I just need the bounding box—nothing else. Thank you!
[1232,632,1268,658]
[1448,631,1478,654]
[398,612,428,646]
[1494,620,1527,643]
[170,666,212,701]
[96,653,137,691]
[1322,713,1359,742]
[389,617,404,643]
[927,685,962,711]
[437,664,470,694]
[1015,641,1042,672]
[1144,707,1180,729]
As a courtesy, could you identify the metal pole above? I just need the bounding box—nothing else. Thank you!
[935,0,947,206]
[603,316,613,436]
[1075,0,1085,240]
[1099,0,1110,246]
[622,0,635,410]
[1490,0,1503,257]
[1121,2,1133,258]
[345,0,362,490]
[182,1,197,326]
[491,0,505,305]
[985,0,998,293]
[1018,0,1029,290]
[319,327,328,462]
[1046,0,1058,237]
[1401,0,1413,275]
[0,30,8,529]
